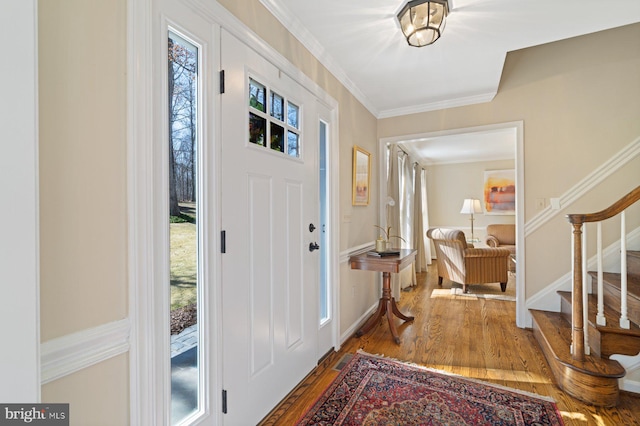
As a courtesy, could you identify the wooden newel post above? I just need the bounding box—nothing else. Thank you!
[571,222,585,361]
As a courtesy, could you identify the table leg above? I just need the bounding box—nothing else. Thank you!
[390,297,414,322]
[356,271,414,344]
[355,297,386,337]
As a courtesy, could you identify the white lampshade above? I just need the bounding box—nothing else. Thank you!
[460,199,482,215]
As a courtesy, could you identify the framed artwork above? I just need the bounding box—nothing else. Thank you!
[352,145,371,206]
[483,169,515,214]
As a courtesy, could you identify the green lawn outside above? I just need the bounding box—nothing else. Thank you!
[170,222,197,311]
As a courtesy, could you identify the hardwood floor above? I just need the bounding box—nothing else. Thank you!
[259,267,640,425]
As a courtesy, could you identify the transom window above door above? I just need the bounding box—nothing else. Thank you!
[249,78,301,158]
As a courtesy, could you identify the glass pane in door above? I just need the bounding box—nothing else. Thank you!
[168,30,200,425]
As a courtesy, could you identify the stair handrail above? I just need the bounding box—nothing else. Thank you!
[567,186,640,225]
[565,185,640,361]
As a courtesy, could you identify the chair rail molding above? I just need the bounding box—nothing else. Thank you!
[525,137,640,236]
[41,319,130,385]
[340,241,376,264]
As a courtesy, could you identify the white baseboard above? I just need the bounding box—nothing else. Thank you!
[620,378,640,394]
[612,353,640,395]
[340,302,378,345]
[41,319,130,384]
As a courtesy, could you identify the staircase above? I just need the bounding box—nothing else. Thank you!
[530,186,640,407]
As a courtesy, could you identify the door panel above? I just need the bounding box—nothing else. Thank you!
[221,29,319,425]
[285,181,304,348]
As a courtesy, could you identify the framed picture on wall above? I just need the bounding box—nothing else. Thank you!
[352,145,371,206]
[483,169,515,214]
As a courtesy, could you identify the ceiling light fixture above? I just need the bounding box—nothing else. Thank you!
[397,0,449,47]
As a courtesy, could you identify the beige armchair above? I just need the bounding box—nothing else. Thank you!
[485,224,516,256]
[426,227,511,293]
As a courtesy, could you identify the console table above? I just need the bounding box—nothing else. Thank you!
[349,249,416,344]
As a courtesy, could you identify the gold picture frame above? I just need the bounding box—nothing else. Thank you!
[352,145,371,206]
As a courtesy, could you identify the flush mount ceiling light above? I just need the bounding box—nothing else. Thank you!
[397,0,449,47]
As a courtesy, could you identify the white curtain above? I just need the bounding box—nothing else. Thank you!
[386,144,401,245]
[412,164,430,272]
[421,168,432,262]
[387,145,402,297]
[398,153,416,289]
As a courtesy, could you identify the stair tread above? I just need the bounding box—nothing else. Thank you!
[557,291,640,336]
[530,309,625,378]
[587,271,640,298]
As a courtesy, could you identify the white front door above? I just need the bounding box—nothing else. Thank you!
[220,29,320,425]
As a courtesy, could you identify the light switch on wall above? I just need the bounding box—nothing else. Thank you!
[550,198,561,210]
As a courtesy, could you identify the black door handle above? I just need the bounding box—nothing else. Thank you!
[309,242,320,252]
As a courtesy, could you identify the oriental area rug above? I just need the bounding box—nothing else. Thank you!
[296,351,564,426]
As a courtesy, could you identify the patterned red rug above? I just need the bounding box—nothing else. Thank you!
[297,351,564,425]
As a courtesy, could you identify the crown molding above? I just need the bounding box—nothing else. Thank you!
[258,0,379,116]
[378,91,497,119]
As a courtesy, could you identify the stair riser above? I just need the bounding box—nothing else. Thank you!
[560,294,571,321]
[629,251,640,278]
[600,333,640,358]
[597,282,640,326]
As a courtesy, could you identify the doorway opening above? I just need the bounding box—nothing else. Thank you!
[378,121,526,327]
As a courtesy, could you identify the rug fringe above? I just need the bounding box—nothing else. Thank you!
[354,349,558,404]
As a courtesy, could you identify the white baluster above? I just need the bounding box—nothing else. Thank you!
[582,224,590,355]
[620,211,630,329]
[596,222,606,326]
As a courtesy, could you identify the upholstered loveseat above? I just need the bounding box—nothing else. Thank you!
[485,224,516,256]
[426,227,511,293]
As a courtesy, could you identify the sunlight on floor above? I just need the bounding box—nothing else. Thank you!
[430,288,516,301]
[424,365,553,385]
[560,410,588,423]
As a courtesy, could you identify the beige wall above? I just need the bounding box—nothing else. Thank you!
[379,23,640,298]
[39,0,128,341]
[39,0,129,424]
[426,159,515,242]
[41,354,130,425]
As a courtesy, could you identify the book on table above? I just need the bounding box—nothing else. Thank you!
[367,250,400,257]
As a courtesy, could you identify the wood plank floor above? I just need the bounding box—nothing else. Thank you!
[259,267,640,425]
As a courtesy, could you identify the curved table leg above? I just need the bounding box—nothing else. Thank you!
[390,297,414,322]
[386,299,401,344]
[355,297,387,337]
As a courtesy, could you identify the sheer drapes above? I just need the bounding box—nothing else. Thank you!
[421,168,432,263]
[386,145,403,296]
[386,145,431,297]
[413,164,430,272]
[399,152,416,289]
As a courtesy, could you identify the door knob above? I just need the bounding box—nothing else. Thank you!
[309,223,316,232]
[309,242,320,252]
